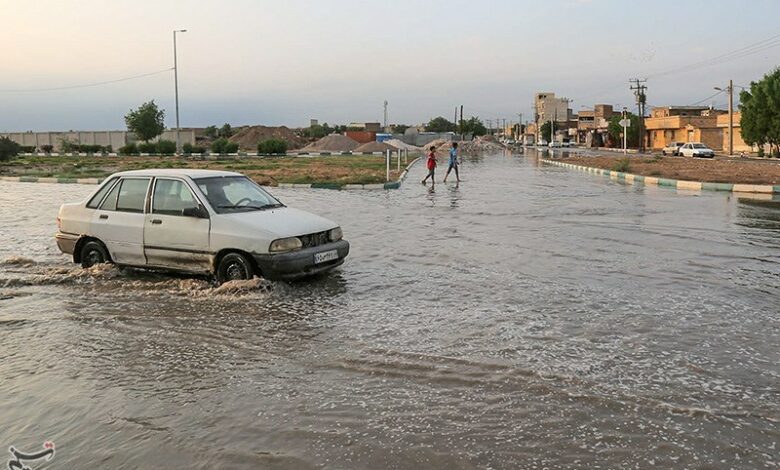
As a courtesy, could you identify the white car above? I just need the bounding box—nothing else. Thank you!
[679,143,715,158]
[55,169,349,283]
[548,141,563,148]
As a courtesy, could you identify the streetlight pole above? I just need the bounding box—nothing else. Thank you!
[622,107,628,155]
[173,29,187,155]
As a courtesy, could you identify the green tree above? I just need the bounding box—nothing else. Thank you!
[740,67,780,156]
[219,123,233,138]
[258,138,288,154]
[0,136,21,161]
[459,117,487,136]
[125,100,165,142]
[540,121,553,142]
[425,116,456,133]
[608,113,640,148]
[204,126,218,139]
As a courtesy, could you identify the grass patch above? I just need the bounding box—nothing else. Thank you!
[610,158,631,173]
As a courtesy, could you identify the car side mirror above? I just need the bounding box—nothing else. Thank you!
[182,205,209,219]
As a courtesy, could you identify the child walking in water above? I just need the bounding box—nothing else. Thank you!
[421,145,437,184]
[443,142,460,183]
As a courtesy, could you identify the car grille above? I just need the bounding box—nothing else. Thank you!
[300,230,330,249]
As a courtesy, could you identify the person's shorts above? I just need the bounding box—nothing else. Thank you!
[448,162,458,170]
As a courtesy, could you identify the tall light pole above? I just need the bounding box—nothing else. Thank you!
[173,29,187,155]
[715,80,733,156]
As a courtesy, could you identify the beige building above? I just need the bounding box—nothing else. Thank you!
[644,106,753,152]
[534,92,572,124]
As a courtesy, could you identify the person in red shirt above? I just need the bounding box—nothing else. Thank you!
[421,145,437,184]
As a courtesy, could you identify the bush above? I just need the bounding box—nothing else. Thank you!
[41,145,53,154]
[137,142,157,154]
[182,143,206,155]
[156,139,177,155]
[211,138,238,154]
[119,143,139,155]
[258,138,288,154]
[19,146,36,153]
[611,158,631,172]
[0,136,21,161]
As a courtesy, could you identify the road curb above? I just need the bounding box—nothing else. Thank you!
[540,159,780,194]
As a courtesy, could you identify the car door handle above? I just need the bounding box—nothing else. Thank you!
[99,214,108,220]
[151,219,163,225]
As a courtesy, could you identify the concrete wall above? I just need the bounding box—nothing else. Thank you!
[0,130,195,151]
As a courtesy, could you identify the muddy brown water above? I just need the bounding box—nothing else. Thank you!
[0,150,778,469]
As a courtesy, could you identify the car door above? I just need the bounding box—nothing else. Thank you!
[680,144,690,157]
[90,177,150,265]
[144,177,211,272]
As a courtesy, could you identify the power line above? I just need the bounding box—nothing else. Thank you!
[0,67,174,93]
[688,90,724,106]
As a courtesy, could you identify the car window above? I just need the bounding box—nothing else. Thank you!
[86,177,117,209]
[115,178,150,213]
[693,144,706,149]
[99,180,121,211]
[195,176,281,214]
[153,179,199,216]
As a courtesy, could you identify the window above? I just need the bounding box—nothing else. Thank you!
[99,180,121,211]
[114,178,150,213]
[194,176,281,214]
[87,178,117,209]
[152,179,199,216]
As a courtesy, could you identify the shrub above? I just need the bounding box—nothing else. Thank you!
[0,136,21,161]
[137,142,157,154]
[19,145,36,153]
[156,139,177,155]
[41,145,53,154]
[224,142,239,154]
[182,143,206,155]
[611,158,631,172]
[258,138,288,154]
[119,143,139,155]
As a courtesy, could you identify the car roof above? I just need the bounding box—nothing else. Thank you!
[110,168,243,179]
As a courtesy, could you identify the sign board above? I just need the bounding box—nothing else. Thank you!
[619,119,631,127]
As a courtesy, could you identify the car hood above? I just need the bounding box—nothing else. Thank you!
[219,206,338,238]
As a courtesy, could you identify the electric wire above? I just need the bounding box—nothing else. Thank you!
[0,67,174,93]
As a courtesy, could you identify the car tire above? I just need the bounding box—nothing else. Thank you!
[80,240,111,268]
[216,252,255,284]
[662,151,667,156]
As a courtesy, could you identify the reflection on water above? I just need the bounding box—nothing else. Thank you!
[1,152,779,469]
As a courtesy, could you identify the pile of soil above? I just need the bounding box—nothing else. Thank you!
[561,155,780,185]
[229,126,305,150]
[459,135,505,154]
[354,141,398,153]
[300,134,360,152]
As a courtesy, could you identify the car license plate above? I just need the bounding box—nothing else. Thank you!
[314,250,339,264]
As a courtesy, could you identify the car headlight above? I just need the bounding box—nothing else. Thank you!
[269,237,302,253]
[329,226,343,242]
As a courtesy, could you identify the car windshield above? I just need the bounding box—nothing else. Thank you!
[692,144,707,149]
[194,176,283,213]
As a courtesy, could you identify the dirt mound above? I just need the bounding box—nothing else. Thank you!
[458,135,505,154]
[354,141,398,153]
[300,134,361,152]
[229,126,305,151]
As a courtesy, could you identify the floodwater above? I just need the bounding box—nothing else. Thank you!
[0,149,778,469]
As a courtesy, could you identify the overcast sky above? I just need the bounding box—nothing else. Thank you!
[1,0,778,131]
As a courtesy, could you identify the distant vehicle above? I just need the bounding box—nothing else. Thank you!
[679,143,715,158]
[538,140,548,146]
[548,141,563,148]
[55,169,349,283]
[662,142,686,156]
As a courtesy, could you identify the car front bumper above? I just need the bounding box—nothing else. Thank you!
[253,239,350,281]
[56,232,79,255]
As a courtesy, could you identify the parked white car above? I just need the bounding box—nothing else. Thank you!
[548,141,563,148]
[679,143,715,158]
[55,169,349,283]
[662,141,685,156]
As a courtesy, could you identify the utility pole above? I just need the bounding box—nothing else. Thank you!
[460,105,464,139]
[383,100,388,131]
[630,79,647,152]
[714,80,734,155]
[173,29,188,155]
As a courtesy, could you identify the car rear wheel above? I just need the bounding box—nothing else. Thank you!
[80,240,110,268]
[216,253,255,284]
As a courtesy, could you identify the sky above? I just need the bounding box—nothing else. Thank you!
[1,0,779,131]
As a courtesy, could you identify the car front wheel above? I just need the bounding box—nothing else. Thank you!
[216,253,255,284]
[80,240,110,268]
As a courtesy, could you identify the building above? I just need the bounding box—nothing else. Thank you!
[534,92,572,124]
[644,106,727,150]
[577,104,616,146]
[717,112,752,153]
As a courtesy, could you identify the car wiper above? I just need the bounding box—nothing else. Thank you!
[218,203,285,211]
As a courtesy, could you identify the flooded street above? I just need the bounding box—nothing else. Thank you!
[1,150,778,469]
